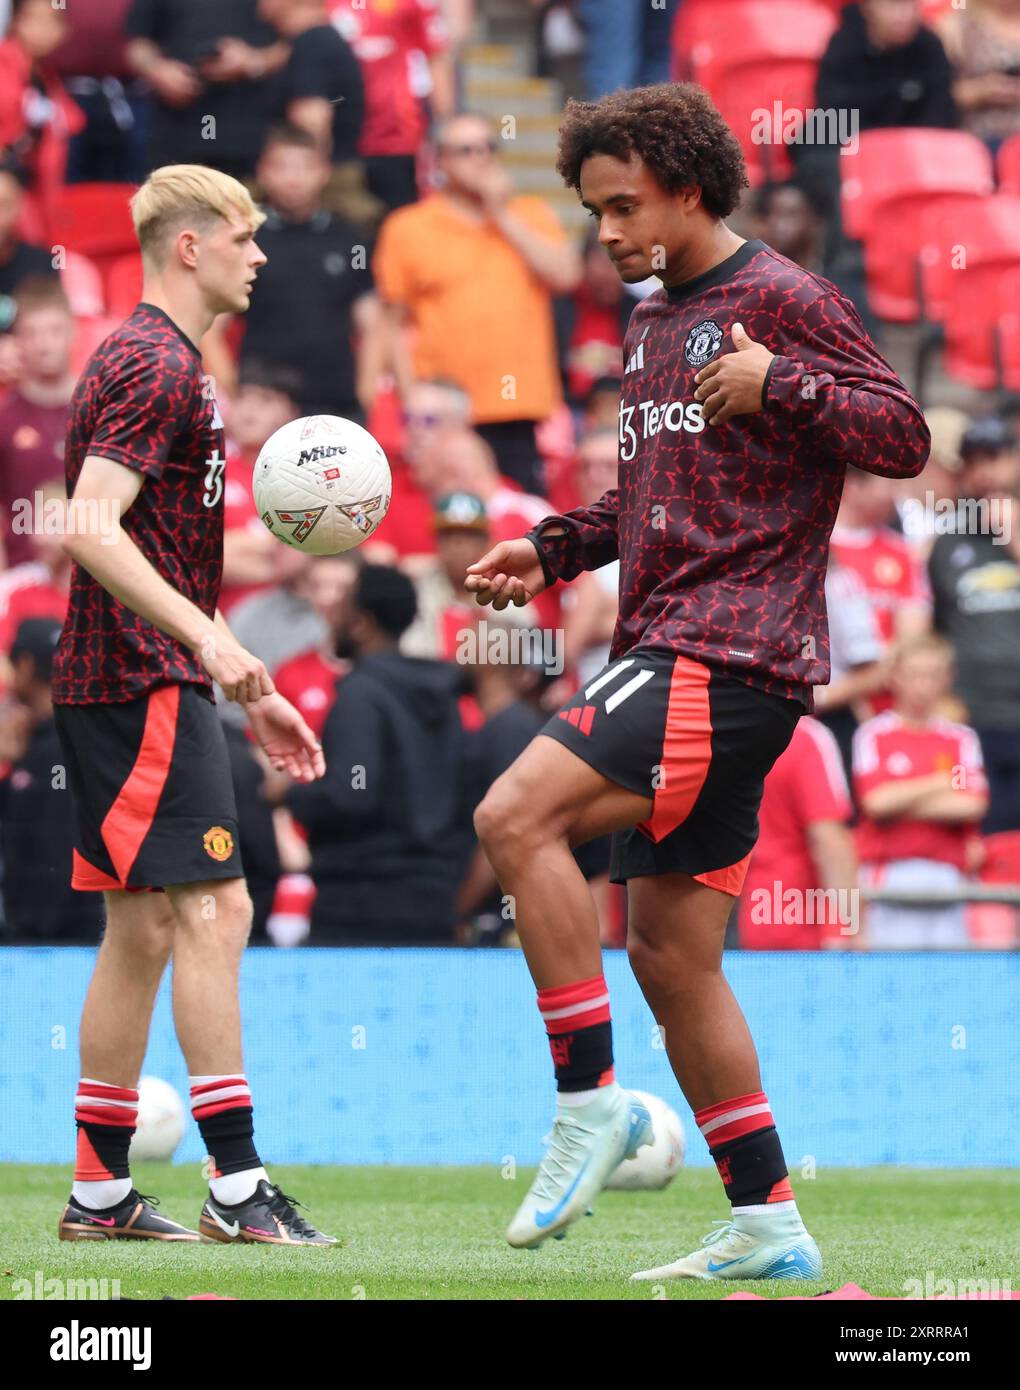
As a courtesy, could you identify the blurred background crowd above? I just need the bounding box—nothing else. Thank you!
[0,0,1018,950]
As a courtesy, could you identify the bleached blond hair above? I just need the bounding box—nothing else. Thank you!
[130,164,265,266]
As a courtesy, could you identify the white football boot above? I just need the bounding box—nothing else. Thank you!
[506,1085,652,1249]
[631,1208,822,1282]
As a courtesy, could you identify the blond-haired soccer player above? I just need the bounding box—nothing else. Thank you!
[53,165,334,1244]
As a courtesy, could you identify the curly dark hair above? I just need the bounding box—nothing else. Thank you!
[556,84,748,218]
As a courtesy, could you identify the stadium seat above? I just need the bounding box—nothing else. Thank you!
[708,5,839,185]
[70,314,122,379]
[1000,301,1020,393]
[940,261,1020,391]
[840,129,995,321]
[47,183,137,273]
[104,252,143,317]
[59,252,105,318]
[968,831,1020,948]
[671,0,835,132]
[919,195,1020,325]
[997,132,1020,197]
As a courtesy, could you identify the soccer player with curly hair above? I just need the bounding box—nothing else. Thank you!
[468,84,930,1280]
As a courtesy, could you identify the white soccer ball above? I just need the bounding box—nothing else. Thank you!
[605,1090,686,1191]
[129,1076,186,1162]
[252,414,392,555]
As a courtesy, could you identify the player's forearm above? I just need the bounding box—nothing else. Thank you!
[764,358,930,478]
[64,529,214,654]
[526,490,620,586]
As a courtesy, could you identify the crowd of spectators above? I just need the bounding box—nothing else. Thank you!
[0,0,1018,950]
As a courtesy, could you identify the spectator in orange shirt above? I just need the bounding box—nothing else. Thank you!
[854,633,989,949]
[738,717,858,951]
[374,114,580,495]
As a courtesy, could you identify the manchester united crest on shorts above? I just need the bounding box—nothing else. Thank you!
[684,319,724,367]
[203,826,235,862]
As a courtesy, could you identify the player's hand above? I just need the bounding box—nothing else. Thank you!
[464,538,546,610]
[245,692,325,783]
[199,629,274,705]
[693,323,775,426]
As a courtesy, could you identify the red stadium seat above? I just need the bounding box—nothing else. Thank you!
[968,831,1020,948]
[709,5,839,185]
[60,252,105,318]
[48,183,137,273]
[919,195,1020,324]
[104,252,143,317]
[997,132,1020,197]
[840,129,994,321]
[70,314,122,379]
[940,262,1020,391]
[671,0,835,124]
[1000,303,1020,394]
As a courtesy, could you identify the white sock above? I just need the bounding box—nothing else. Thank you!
[209,1166,269,1205]
[732,1199,799,1217]
[73,1177,133,1210]
[557,1086,606,1108]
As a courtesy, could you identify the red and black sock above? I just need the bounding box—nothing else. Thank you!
[696,1090,795,1207]
[537,975,615,1092]
[189,1075,261,1176]
[74,1079,138,1182]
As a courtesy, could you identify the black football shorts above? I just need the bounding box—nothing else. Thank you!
[540,650,802,895]
[53,682,242,892]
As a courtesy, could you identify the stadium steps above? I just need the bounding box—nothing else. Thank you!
[462,42,584,232]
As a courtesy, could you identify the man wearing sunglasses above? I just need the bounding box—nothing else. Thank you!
[374,114,581,498]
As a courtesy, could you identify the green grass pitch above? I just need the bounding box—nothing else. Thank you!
[1,1165,1017,1301]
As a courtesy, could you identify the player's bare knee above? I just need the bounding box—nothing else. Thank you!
[475,780,553,862]
[173,879,252,949]
[627,923,682,999]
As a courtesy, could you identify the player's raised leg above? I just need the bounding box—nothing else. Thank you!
[626,873,820,1282]
[168,877,335,1246]
[474,732,654,1248]
[59,891,198,1241]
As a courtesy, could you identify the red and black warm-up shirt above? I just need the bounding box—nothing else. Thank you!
[52,304,226,705]
[527,239,931,705]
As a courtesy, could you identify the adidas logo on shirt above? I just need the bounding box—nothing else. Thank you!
[624,342,645,375]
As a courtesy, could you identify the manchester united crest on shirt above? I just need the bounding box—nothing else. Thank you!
[684,319,724,366]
